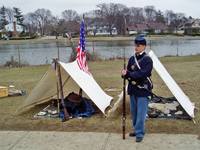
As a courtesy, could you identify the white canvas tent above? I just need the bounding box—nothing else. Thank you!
[109,50,195,119]
[148,50,195,118]
[18,60,113,114]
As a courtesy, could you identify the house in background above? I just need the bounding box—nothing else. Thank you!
[87,25,117,35]
[176,19,200,35]
[135,24,150,33]
[147,23,169,33]
[178,19,200,31]
[127,23,169,34]
[0,22,26,37]
[126,26,138,34]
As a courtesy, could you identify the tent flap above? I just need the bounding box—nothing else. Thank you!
[149,50,195,118]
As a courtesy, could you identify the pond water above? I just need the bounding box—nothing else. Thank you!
[0,39,200,66]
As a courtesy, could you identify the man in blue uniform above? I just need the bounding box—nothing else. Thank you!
[121,37,153,142]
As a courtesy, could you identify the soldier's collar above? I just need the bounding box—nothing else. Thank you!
[136,51,145,56]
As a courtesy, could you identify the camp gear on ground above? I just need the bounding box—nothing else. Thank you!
[62,93,86,114]
[17,60,113,115]
[59,97,97,119]
[147,96,192,120]
[35,97,96,119]
[67,92,82,103]
[8,89,26,96]
[0,86,8,98]
[147,111,159,118]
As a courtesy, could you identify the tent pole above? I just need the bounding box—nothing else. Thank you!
[57,42,60,60]
[55,62,60,118]
[79,88,82,97]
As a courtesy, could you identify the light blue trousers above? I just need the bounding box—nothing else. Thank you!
[129,95,149,138]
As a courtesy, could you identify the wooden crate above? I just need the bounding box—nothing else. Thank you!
[0,86,8,98]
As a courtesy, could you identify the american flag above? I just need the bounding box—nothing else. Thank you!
[76,20,92,76]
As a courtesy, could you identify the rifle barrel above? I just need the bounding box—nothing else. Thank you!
[56,59,70,121]
[123,41,126,139]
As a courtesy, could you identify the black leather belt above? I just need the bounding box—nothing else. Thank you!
[128,79,149,85]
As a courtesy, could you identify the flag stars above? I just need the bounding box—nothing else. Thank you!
[76,20,91,76]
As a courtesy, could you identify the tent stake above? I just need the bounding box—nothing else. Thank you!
[192,118,196,124]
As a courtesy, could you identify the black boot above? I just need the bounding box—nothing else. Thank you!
[129,132,136,137]
[136,137,143,142]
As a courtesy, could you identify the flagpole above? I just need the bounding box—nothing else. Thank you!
[76,13,92,76]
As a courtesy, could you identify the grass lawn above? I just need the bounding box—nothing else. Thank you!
[0,54,200,134]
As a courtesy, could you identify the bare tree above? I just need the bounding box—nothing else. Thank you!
[97,3,117,35]
[61,9,81,36]
[164,10,188,31]
[62,10,80,22]
[49,16,66,39]
[164,10,175,26]
[84,10,103,36]
[170,12,188,31]
[82,11,93,33]
[129,7,145,24]
[5,7,14,23]
[144,6,156,23]
[1,3,193,37]
[115,3,130,35]
[29,8,53,36]
[24,13,39,34]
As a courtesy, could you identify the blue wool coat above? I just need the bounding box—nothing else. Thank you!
[125,52,153,97]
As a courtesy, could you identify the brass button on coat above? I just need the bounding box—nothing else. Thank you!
[131,65,135,70]
[131,81,136,85]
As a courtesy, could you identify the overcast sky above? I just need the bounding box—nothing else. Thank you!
[2,0,200,19]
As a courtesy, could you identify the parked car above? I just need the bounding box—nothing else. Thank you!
[138,33,147,37]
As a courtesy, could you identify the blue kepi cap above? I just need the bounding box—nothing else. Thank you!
[134,37,146,45]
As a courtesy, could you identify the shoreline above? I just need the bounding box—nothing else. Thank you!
[1,54,200,69]
[1,35,200,44]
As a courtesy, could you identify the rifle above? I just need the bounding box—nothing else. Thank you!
[56,65,60,118]
[122,41,126,139]
[56,43,60,118]
[55,58,70,121]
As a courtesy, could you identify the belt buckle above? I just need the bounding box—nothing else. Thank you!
[131,81,136,85]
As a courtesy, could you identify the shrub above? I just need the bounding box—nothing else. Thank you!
[20,31,26,37]
[31,33,38,39]
[177,33,184,36]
